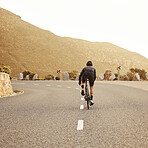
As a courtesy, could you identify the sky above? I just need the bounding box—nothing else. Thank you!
[0,0,148,59]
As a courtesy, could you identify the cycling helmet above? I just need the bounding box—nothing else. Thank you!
[86,61,93,66]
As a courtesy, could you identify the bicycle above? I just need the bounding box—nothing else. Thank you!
[84,80,91,110]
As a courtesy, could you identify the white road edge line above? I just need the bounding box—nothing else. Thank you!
[77,120,84,130]
[80,105,84,110]
[12,83,25,85]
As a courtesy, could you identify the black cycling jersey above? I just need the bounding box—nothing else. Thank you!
[79,66,96,86]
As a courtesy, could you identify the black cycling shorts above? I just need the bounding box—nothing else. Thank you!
[82,72,94,86]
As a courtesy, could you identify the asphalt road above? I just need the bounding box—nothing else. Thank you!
[0,81,148,148]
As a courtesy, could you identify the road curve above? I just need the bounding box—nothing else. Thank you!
[0,81,148,148]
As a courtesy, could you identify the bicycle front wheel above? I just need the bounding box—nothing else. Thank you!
[87,99,90,110]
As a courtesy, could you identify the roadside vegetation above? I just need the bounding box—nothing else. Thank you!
[0,63,11,75]
[45,74,54,80]
[22,71,37,80]
[127,68,147,81]
[68,70,78,80]
[1,63,147,81]
[19,68,148,81]
[103,68,147,81]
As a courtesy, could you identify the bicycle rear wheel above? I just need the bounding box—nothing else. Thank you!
[85,83,90,110]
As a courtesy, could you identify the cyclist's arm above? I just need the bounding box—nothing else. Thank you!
[79,68,85,85]
[94,69,96,81]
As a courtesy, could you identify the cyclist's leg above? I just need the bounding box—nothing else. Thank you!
[81,82,85,86]
[81,82,85,94]
[81,76,86,96]
[89,75,94,100]
[90,86,93,98]
[89,85,94,105]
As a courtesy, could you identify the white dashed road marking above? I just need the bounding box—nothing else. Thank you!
[57,85,62,87]
[75,88,79,90]
[34,84,39,85]
[77,120,84,130]
[80,105,84,110]
[67,87,71,88]
[12,83,25,85]
[46,84,51,86]
[81,97,84,101]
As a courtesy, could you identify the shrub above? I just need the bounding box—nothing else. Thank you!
[127,68,147,80]
[121,74,129,81]
[45,74,54,80]
[129,68,135,73]
[114,73,118,78]
[127,72,134,81]
[114,78,118,81]
[22,71,38,80]
[138,69,147,80]
[29,73,36,80]
[113,73,119,80]
[55,76,60,80]
[0,63,11,75]
[22,71,31,79]
[68,70,78,80]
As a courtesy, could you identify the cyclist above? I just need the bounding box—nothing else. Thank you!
[79,61,96,105]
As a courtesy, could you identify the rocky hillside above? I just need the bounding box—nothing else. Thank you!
[0,8,148,77]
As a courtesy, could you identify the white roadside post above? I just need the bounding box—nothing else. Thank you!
[19,73,23,80]
[63,72,69,80]
[26,75,29,80]
[117,66,122,80]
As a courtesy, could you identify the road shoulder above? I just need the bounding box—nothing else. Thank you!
[97,81,148,92]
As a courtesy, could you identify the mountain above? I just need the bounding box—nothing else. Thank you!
[0,8,148,77]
